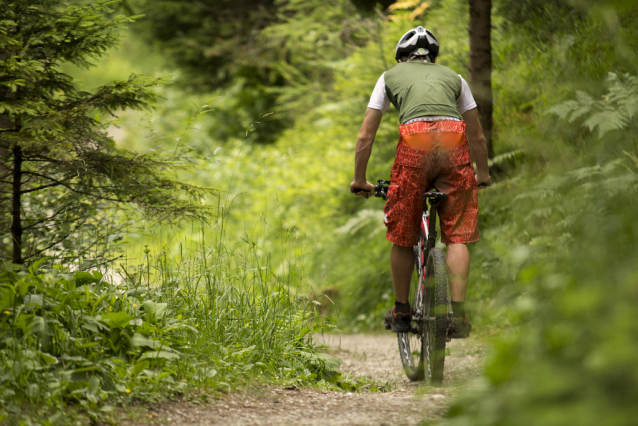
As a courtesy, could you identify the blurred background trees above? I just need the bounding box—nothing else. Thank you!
[0,0,212,265]
[124,0,394,142]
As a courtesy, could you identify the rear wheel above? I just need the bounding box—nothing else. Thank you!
[424,247,450,385]
[397,244,426,381]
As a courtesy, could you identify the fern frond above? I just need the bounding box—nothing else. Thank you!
[622,151,638,170]
[567,165,602,181]
[583,111,628,137]
[548,72,638,139]
[488,149,525,168]
[545,100,580,119]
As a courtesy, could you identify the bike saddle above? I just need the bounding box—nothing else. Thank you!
[422,191,448,205]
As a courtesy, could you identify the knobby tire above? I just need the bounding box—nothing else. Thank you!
[426,247,449,385]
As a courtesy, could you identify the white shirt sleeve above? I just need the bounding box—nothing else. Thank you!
[367,73,391,113]
[457,75,477,115]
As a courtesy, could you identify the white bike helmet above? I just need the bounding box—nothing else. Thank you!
[394,26,439,62]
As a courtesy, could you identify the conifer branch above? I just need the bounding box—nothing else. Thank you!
[19,182,61,194]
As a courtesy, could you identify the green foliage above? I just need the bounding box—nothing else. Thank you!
[128,0,278,90]
[128,0,384,143]
[497,0,638,80]
[496,0,584,40]
[260,0,374,114]
[441,68,638,425]
[547,73,638,138]
[0,229,340,423]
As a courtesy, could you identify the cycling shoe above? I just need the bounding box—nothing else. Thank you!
[449,315,472,339]
[384,306,412,333]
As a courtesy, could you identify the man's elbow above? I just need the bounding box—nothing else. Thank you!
[357,133,375,146]
[468,135,488,153]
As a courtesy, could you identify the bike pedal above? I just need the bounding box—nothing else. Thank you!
[410,324,419,334]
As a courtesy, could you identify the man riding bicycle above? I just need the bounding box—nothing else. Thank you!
[350,26,491,338]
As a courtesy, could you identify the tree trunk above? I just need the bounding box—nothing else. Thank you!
[468,0,493,158]
[11,145,23,264]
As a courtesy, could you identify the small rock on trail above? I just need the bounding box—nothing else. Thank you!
[119,333,486,426]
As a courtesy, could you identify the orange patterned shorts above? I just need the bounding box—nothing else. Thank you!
[384,120,479,247]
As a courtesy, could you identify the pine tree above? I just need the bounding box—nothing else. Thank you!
[0,0,213,265]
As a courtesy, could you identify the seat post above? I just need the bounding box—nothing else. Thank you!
[427,205,438,252]
[423,192,448,252]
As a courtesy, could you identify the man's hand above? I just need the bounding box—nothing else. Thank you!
[475,172,491,189]
[350,180,375,198]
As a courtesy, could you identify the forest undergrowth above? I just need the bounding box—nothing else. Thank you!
[0,226,377,425]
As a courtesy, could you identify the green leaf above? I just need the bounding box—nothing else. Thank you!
[142,301,167,319]
[74,271,96,286]
[132,360,149,376]
[313,353,343,369]
[24,294,43,307]
[139,350,181,360]
[100,312,134,329]
[297,351,342,370]
[131,333,162,349]
[28,258,47,277]
[38,352,58,365]
[88,376,100,394]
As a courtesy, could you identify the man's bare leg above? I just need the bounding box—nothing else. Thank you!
[447,243,472,336]
[391,244,414,304]
[446,243,470,301]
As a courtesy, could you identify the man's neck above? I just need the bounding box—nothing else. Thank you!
[407,57,431,63]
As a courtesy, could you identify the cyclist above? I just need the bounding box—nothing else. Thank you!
[350,26,491,338]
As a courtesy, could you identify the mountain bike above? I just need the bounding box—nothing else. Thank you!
[352,180,451,384]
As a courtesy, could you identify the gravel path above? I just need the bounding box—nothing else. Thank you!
[120,333,486,426]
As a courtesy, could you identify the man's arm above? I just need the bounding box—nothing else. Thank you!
[461,107,491,186]
[351,108,383,196]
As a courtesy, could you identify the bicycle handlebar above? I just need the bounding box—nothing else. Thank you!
[351,179,490,200]
[350,180,390,200]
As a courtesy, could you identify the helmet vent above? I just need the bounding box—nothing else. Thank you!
[394,26,439,62]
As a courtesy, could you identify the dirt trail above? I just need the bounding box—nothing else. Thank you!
[122,334,486,426]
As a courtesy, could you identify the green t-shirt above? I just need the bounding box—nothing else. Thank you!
[383,62,463,123]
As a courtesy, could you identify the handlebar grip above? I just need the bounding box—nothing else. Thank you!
[477,182,492,188]
[351,187,375,199]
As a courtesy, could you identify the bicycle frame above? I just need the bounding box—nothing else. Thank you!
[414,192,447,329]
[418,192,448,274]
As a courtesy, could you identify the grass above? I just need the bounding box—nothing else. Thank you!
[0,223,349,425]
